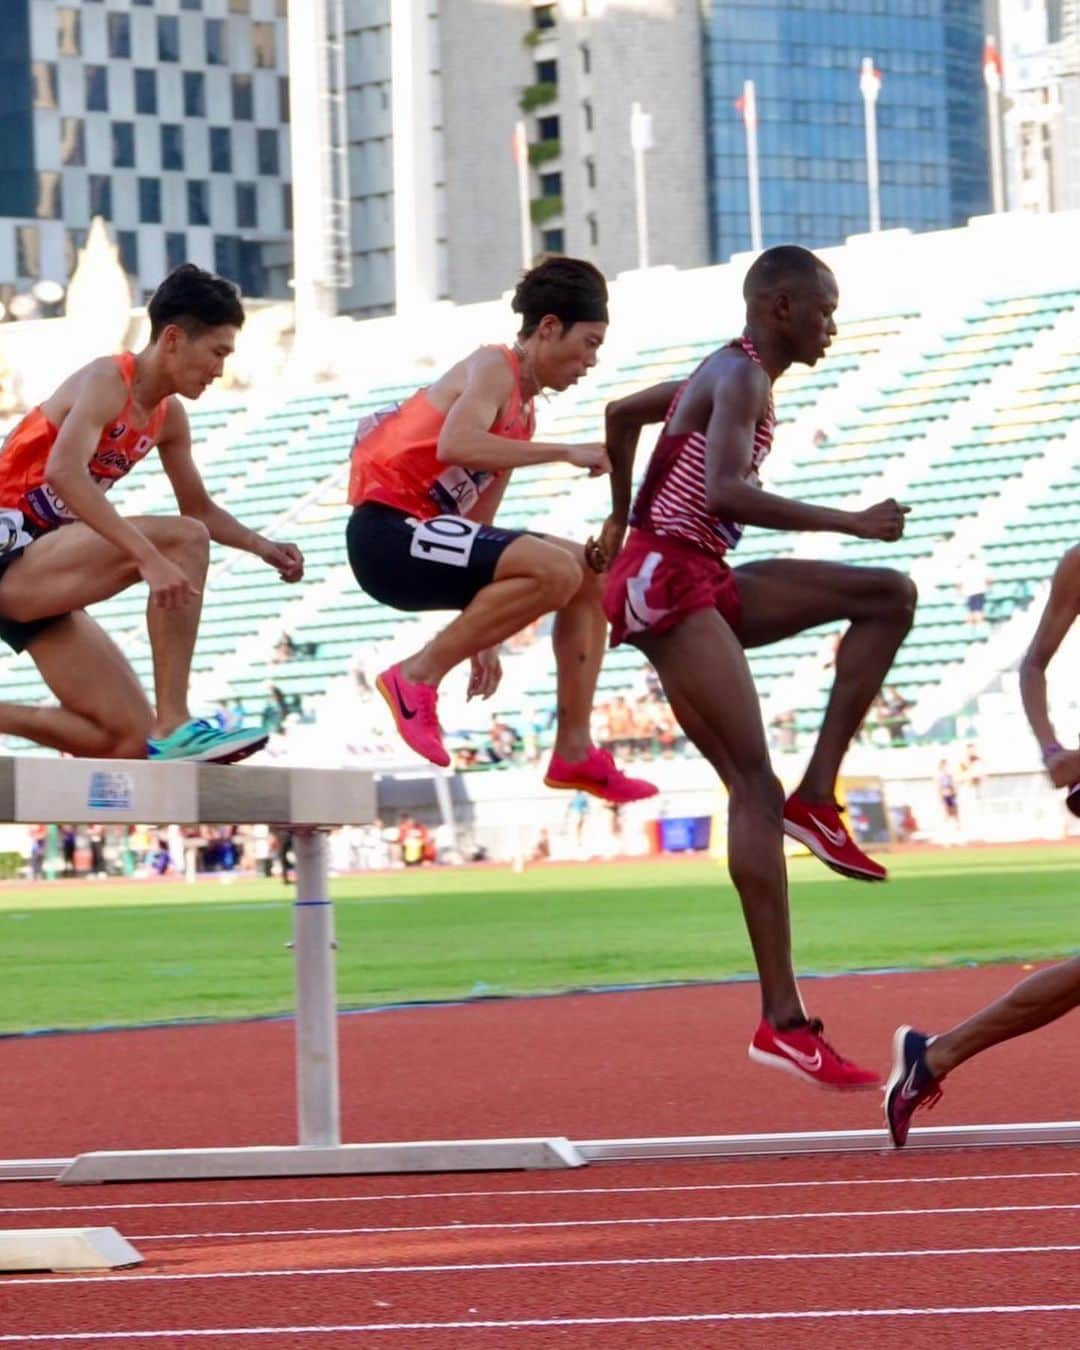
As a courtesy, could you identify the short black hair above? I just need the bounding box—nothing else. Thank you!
[512,256,609,336]
[743,245,831,301]
[148,264,245,341]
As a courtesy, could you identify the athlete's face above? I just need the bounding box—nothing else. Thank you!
[162,323,238,399]
[537,318,607,392]
[786,268,838,366]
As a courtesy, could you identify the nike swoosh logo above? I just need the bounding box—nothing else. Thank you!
[808,812,848,848]
[393,678,417,720]
[772,1039,822,1072]
[899,1062,923,1101]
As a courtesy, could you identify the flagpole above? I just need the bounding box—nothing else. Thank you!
[630,101,653,270]
[984,36,1005,213]
[513,120,532,269]
[860,56,882,233]
[742,80,763,252]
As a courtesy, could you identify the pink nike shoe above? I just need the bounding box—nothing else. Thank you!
[375,663,449,768]
[749,1017,881,1091]
[544,746,658,804]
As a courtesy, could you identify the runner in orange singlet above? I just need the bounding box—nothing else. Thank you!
[0,264,303,763]
[347,256,657,803]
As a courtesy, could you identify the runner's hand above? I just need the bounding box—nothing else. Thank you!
[1045,746,1080,789]
[566,442,612,477]
[586,514,627,572]
[139,552,200,610]
[468,648,502,700]
[258,539,304,583]
[851,499,910,541]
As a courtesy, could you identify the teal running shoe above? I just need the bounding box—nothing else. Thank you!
[147,718,268,765]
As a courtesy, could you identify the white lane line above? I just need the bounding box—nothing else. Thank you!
[125,1200,1080,1242]
[5,1243,1079,1287]
[3,1304,1080,1340]
[3,1170,1076,1217]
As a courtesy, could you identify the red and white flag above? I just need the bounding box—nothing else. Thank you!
[735,80,757,130]
[984,35,1003,93]
[859,57,883,101]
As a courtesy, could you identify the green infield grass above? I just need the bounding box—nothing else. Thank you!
[1,846,1075,1035]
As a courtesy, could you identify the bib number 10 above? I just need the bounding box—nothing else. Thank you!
[408,515,480,569]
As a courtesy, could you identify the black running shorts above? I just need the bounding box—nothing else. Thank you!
[346,502,535,612]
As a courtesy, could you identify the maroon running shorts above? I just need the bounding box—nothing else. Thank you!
[602,528,741,647]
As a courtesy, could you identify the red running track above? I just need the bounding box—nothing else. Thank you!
[1,965,1078,1346]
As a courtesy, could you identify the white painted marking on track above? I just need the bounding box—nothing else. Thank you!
[2,1169,1075,1217]
[2,1304,1080,1340]
[5,1243,1079,1287]
[126,1200,1080,1242]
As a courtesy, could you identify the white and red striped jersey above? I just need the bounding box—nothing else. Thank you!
[631,335,775,559]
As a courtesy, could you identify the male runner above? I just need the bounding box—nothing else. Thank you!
[886,544,1080,1145]
[347,255,656,804]
[0,264,303,762]
[599,245,915,1089]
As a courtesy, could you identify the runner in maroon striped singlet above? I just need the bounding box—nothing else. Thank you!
[598,246,916,1090]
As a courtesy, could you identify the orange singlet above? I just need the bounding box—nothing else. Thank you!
[0,352,169,535]
[347,345,535,520]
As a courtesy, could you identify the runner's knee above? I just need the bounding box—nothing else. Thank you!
[729,766,785,823]
[535,550,583,609]
[155,515,211,565]
[874,569,917,624]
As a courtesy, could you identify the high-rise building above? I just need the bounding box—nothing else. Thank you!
[341,0,710,318]
[0,0,293,307]
[703,0,992,258]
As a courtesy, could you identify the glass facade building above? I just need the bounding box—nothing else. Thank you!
[704,0,990,259]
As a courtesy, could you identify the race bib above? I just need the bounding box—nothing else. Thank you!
[408,515,481,569]
[0,508,36,556]
[429,464,493,516]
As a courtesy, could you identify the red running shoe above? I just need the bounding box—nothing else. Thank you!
[375,663,450,768]
[544,746,658,804]
[749,1017,882,1091]
[783,793,887,882]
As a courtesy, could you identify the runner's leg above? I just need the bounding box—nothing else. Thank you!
[636,609,805,1027]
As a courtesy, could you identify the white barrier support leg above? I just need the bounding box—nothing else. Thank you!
[293,828,341,1148]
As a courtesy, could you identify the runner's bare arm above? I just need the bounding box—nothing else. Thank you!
[705,361,909,540]
[44,362,169,565]
[158,399,303,583]
[1020,546,1080,780]
[438,349,610,475]
[604,381,683,525]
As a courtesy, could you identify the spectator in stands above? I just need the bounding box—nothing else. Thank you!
[487,716,519,762]
[606,695,634,745]
[272,631,297,663]
[60,825,77,877]
[770,708,797,754]
[261,682,288,735]
[937,759,960,839]
[881,686,911,745]
[958,551,991,626]
[530,827,552,863]
[272,826,294,884]
[29,826,46,881]
[87,823,107,877]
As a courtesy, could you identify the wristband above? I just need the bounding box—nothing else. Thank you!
[1041,741,1064,763]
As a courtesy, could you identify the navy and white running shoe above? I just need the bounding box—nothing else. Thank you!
[884,1025,944,1148]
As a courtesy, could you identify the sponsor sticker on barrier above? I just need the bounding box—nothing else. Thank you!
[87,771,135,811]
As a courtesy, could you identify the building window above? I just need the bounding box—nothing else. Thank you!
[184,71,206,118]
[210,126,232,174]
[165,232,188,270]
[117,231,139,277]
[32,62,57,110]
[253,22,277,68]
[205,18,228,66]
[534,4,556,31]
[161,124,185,171]
[256,129,279,176]
[580,43,591,75]
[134,68,157,115]
[158,16,180,62]
[587,213,598,247]
[37,172,63,221]
[236,182,257,229]
[60,118,85,167]
[232,74,254,121]
[229,0,252,12]
[282,182,293,230]
[538,115,560,142]
[65,229,87,276]
[57,8,81,57]
[180,0,203,9]
[540,227,564,253]
[536,59,558,84]
[582,99,593,132]
[112,122,135,168]
[188,180,210,226]
[108,13,131,59]
[540,171,562,198]
[16,226,40,280]
[89,175,113,221]
[278,76,290,123]
[139,177,162,224]
[585,156,596,189]
[86,66,109,112]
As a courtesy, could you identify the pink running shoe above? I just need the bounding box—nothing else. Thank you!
[783,793,887,882]
[544,746,658,804]
[375,663,450,768]
[749,1017,882,1091]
